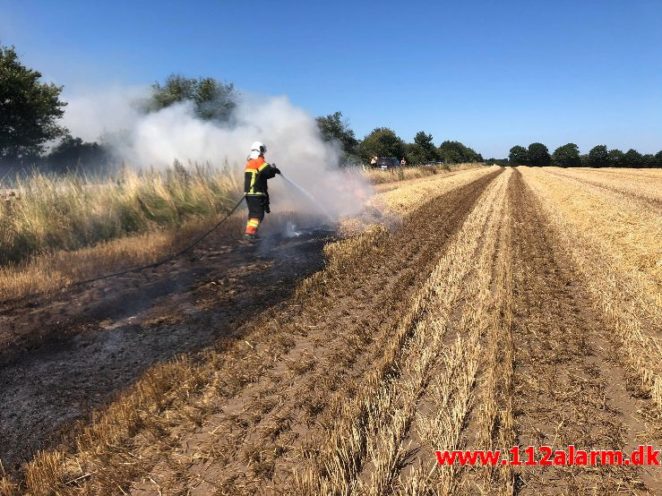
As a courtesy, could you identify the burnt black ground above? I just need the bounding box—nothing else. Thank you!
[0,215,333,470]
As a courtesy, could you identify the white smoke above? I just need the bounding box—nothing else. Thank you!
[61,86,145,143]
[61,87,372,221]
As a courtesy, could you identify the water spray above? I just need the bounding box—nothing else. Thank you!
[279,172,334,222]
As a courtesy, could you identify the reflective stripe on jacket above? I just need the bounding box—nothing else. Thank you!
[244,156,276,196]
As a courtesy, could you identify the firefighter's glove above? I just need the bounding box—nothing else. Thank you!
[272,165,281,175]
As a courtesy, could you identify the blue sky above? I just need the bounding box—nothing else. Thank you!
[1,0,661,157]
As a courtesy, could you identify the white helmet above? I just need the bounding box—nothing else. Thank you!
[250,141,267,155]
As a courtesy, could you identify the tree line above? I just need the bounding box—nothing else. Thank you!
[316,112,482,166]
[508,142,662,168]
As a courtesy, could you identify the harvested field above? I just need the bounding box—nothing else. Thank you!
[542,167,662,209]
[1,166,661,495]
[509,170,660,494]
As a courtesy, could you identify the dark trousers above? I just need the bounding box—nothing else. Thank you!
[245,195,268,235]
[246,195,268,220]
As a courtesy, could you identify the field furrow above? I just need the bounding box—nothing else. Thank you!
[297,169,511,495]
[521,167,661,408]
[394,168,514,496]
[511,169,661,494]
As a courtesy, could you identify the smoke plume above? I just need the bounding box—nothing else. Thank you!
[61,88,373,222]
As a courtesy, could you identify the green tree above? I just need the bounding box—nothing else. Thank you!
[655,151,662,167]
[358,127,405,162]
[588,145,609,168]
[552,143,581,167]
[624,148,643,168]
[406,131,439,165]
[146,74,236,122]
[527,142,551,166]
[0,45,67,162]
[438,140,481,163]
[642,154,656,168]
[316,111,358,156]
[608,149,626,167]
[509,145,528,165]
[415,131,437,157]
[579,154,589,166]
[45,135,109,172]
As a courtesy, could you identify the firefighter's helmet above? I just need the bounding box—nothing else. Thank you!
[250,141,267,155]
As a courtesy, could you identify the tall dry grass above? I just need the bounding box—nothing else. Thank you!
[521,167,662,408]
[0,216,244,301]
[0,165,240,266]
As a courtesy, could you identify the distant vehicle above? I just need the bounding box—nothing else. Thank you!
[374,157,400,169]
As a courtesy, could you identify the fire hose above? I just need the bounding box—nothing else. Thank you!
[0,194,246,306]
[1,171,329,307]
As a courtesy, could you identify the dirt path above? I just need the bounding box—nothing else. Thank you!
[509,169,661,494]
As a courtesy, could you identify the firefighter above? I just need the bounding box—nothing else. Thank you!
[244,141,280,239]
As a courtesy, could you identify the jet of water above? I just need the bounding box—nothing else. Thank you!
[278,173,334,222]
